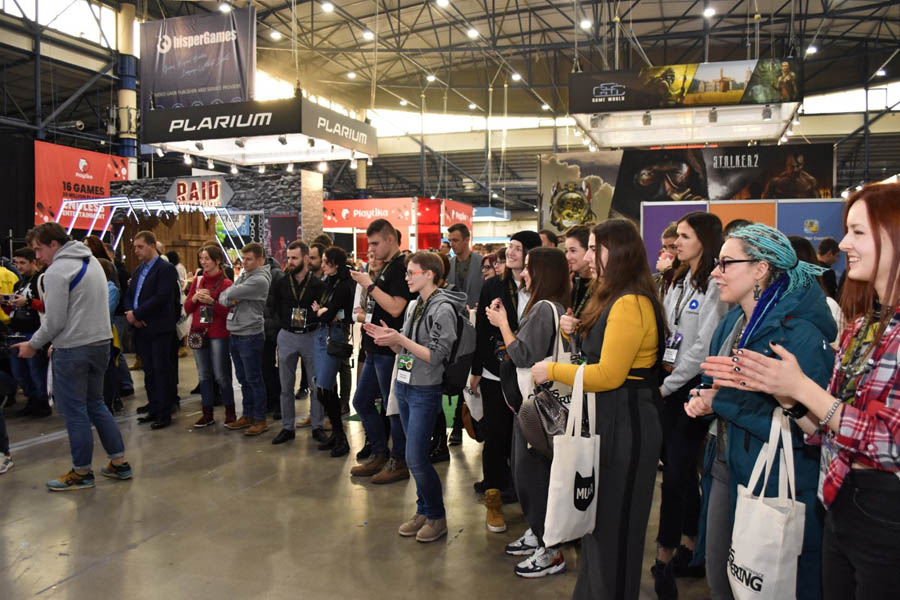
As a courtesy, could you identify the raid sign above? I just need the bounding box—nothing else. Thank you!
[167,177,234,207]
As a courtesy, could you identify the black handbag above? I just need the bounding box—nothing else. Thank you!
[326,324,353,359]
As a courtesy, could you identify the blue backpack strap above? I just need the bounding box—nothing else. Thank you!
[69,258,89,291]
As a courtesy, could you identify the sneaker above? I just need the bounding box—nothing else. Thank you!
[295,416,312,428]
[193,412,215,428]
[505,528,539,556]
[311,428,330,443]
[295,387,309,400]
[244,419,270,436]
[484,489,507,533]
[398,513,427,537]
[0,454,13,474]
[350,452,388,477]
[416,518,447,543]
[100,461,133,480]
[448,428,463,446]
[47,469,95,491]
[371,457,410,485]
[225,416,252,430]
[514,547,566,578]
[652,558,678,600]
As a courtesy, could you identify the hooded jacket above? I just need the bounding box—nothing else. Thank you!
[704,281,836,600]
[29,241,112,350]
[399,287,467,386]
[219,264,271,336]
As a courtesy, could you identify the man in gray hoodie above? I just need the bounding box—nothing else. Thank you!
[219,242,272,436]
[14,223,132,491]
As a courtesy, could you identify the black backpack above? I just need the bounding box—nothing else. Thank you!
[415,304,476,395]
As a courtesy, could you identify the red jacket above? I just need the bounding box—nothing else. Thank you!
[184,270,233,339]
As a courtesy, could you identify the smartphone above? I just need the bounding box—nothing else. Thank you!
[0,294,14,304]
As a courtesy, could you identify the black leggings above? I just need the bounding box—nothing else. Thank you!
[481,378,514,491]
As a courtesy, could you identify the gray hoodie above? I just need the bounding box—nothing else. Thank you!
[400,288,468,386]
[29,240,112,350]
[219,264,271,336]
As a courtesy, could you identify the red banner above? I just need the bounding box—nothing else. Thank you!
[34,140,129,229]
[442,199,473,232]
[323,198,413,230]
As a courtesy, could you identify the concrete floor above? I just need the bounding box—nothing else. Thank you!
[1,354,709,600]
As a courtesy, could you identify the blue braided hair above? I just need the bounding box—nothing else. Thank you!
[728,224,827,348]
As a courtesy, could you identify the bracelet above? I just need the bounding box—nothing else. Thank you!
[818,398,842,429]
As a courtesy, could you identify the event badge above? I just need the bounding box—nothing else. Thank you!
[397,353,414,383]
[199,306,213,324]
[365,297,375,324]
[663,333,683,365]
[227,310,236,321]
[291,307,307,329]
[817,433,839,505]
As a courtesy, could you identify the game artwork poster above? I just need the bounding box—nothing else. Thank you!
[266,215,300,268]
[538,151,623,237]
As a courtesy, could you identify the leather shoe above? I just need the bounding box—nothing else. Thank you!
[136,404,151,414]
[272,429,295,445]
[137,415,156,424]
[150,419,172,430]
[311,428,329,443]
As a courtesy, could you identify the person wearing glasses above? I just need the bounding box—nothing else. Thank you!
[698,185,900,599]
[654,211,728,599]
[684,223,836,600]
[481,253,497,282]
[363,252,466,543]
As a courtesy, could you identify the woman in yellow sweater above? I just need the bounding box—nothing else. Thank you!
[532,218,666,600]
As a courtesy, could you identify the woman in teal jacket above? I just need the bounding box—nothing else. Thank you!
[686,224,836,600]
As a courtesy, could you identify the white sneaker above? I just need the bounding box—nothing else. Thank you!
[504,528,539,556]
[514,547,566,578]
[0,453,13,474]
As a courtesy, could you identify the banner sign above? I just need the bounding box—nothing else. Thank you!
[139,7,256,117]
[34,141,129,228]
[442,199,474,232]
[569,58,802,114]
[777,200,846,277]
[142,98,302,144]
[323,198,413,229]
[301,98,378,156]
[166,176,234,207]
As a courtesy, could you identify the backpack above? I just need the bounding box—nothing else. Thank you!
[414,301,476,395]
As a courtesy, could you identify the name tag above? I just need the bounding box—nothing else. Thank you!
[818,434,838,505]
[199,305,213,324]
[227,310,236,321]
[291,307,307,329]
[663,333,683,366]
[365,298,375,324]
[397,353,414,383]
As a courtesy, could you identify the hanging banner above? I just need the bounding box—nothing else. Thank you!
[442,199,474,232]
[34,141,129,228]
[569,58,802,114]
[142,98,301,144]
[139,7,256,118]
[323,198,413,230]
[301,98,378,156]
[166,176,234,207]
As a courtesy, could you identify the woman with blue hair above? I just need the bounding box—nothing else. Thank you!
[685,223,836,600]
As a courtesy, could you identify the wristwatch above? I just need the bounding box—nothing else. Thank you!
[367,282,376,294]
[783,403,809,420]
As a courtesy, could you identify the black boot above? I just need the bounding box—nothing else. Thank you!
[321,387,349,457]
[317,389,337,451]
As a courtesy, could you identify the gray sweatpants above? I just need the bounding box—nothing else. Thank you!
[706,458,735,600]
[277,329,322,431]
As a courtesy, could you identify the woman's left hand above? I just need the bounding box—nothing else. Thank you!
[701,343,806,399]
[363,320,402,347]
[532,361,550,385]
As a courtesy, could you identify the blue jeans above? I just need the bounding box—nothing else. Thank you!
[352,353,406,459]
[396,381,445,519]
[230,333,266,420]
[314,325,343,390]
[193,337,235,408]
[9,331,48,400]
[52,343,125,470]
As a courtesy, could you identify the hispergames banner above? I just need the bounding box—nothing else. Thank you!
[140,7,256,117]
[569,58,802,114]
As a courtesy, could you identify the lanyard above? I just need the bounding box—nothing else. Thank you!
[320,276,337,307]
[507,276,519,312]
[411,289,439,330]
[374,252,403,285]
[290,271,311,305]
[456,254,471,287]
[573,277,594,318]
[672,280,691,327]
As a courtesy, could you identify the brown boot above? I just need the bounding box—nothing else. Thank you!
[244,419,270,436]
[350,452,388,477]
[225,415,252,430]
[224,405,237,425]
[194,406,215,428]
[371,457,410,485]
[484,488,507,533]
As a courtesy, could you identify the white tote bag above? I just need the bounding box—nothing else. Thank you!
[542,364,600,547]
[728,409,806,600]
[516,300,571,407]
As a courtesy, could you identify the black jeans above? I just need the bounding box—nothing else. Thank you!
[657,376,706,548]
[262,338,280,411]
[135,331,177,421]
[823,470,900,600]
[481,378,513,491]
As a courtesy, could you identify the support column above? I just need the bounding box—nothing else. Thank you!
[117,0,138,178]
[355,159,367,198]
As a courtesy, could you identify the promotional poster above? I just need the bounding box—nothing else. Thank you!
[139,7,256,117]
[537,151,623,236]
[34,141,130,229]
[569,58,802,114]
[267,215,300,267]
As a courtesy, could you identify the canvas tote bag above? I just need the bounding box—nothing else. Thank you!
[728,408,805,600]
[542,364,600,547]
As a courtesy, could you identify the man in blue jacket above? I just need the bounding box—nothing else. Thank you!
[124,231,181,430]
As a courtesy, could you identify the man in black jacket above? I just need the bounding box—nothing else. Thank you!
[271,241,326,445]
[124,231,181,430]
[6,248,50,417]
[262,255,285,418]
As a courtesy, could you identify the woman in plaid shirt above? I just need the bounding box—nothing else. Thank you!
[702,182,900,599]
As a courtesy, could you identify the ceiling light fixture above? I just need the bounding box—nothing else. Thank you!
[511,72,521,81]
[780,135,788,143]
[793,116,800,126]
[467,28,478,39]
[703,6,715,18]
[318,161,328,172]
[155,147,164,157]
[347,71,357,79]
[786,128,793,136]
[399,99,408,106]
[436,0,450,7]
[286,163,294,172]
[468,102,477,110]
[805,45,817,55]
[350,160,358,170]
[183,154,192,165]
[580,19,591,30]
[426,74,436,82]
[230,164,238,175]
[367,157,373,166]
[491,192,498,199]
[270,30,282,40]
[207,158,214,169]
[876,69,886,77]
[541,103,551,111]
[321,2,334,12]
[218,3,231,13]
[259,165,266,174]
[362,30,375,41]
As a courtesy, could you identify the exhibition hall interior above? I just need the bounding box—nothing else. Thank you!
[1,1,899,598]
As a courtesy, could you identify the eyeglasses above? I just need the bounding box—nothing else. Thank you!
[405,269,425,278]
[481,264,494,271]
[713,257,758,272]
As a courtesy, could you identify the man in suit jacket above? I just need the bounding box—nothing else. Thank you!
[446,223,483,309]
[124,230,180,429]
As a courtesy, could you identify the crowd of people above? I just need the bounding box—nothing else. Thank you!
[2,182,900,599]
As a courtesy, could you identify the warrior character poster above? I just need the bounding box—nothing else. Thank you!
[537,151,623,237]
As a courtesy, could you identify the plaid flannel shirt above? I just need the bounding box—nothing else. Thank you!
[807,309,900,507]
